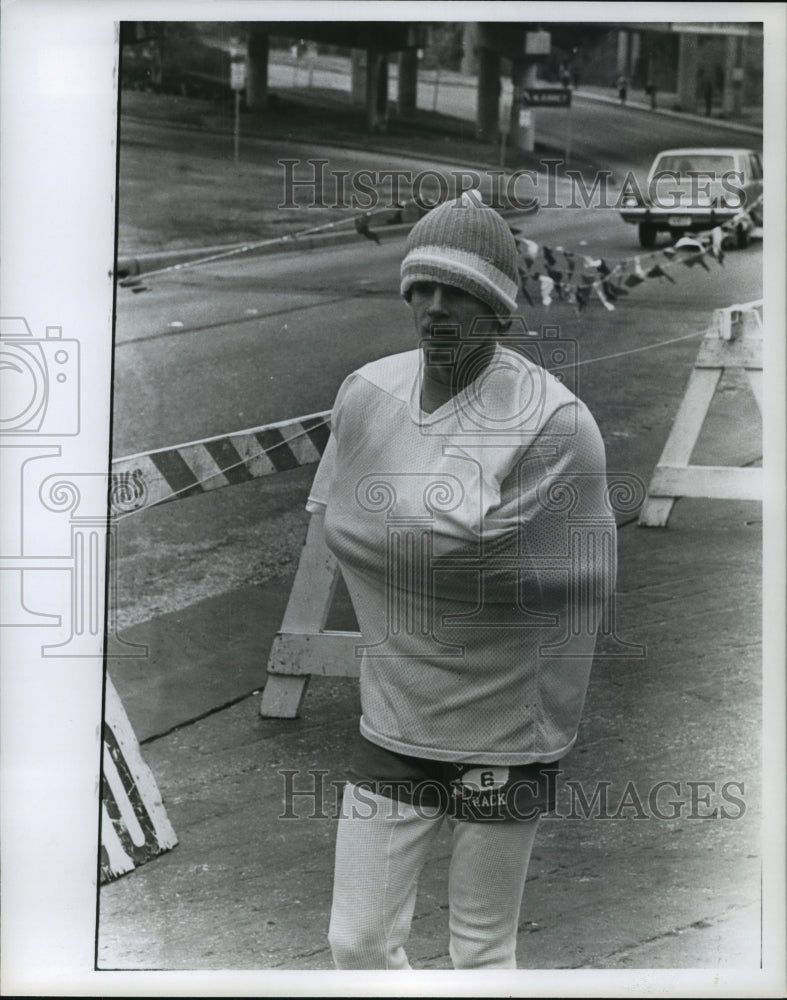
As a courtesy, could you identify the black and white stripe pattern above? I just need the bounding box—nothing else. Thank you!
[111,411,332,514]
[101,679,178,882]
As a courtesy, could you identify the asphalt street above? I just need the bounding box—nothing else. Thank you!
[109,220,763,633]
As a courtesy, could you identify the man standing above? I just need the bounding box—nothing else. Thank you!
[307,192,616,968]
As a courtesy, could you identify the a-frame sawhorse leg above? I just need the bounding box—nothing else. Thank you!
[639,302,763,527]
[260,515,360,717]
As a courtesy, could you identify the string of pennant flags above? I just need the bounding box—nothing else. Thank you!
[120,190,762,315]
[510,194,762,313]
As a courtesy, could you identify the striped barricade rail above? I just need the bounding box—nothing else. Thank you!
[110,410,332,514]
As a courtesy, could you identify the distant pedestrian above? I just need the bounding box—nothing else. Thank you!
[309,191,616,969]
[704,79,713,117]
[645,79,657,110]
[616,74,628,104]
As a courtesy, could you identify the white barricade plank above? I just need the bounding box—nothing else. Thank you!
[101,678,178,882]
[648,465,763,501]
[639,301,763,527]
[268,632,362,677]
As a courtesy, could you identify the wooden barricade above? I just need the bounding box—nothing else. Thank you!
[639,300,763,527]
[100,677,178,881]
[260,515,360,718]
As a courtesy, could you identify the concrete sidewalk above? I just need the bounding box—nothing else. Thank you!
[576,84,763,134]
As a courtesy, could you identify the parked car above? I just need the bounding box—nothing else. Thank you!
[619,147,763,249]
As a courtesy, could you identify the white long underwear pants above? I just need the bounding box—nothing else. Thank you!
[328,783,540,969]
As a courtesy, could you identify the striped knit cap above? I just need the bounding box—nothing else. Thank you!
[400,190,519,319]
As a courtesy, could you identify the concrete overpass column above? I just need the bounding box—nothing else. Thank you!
[629,32,641,81]
[461,22,480,75]
[365,49,388,131]
[397,49,418,116]
[246,30,269,110]
[677,32,699,111]
[616,30,628,72]
[722,34,744,116]
[476,46,501,142]
[350,49,366,105]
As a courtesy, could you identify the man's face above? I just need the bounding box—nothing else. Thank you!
[409,281,498,388]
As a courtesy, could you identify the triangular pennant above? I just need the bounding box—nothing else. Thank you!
[517,237,540,260]
[519,282,535,306]
[673,236,706,253]
[710,227,725,264]
[594,283,615,311]
[575,285,591,312]
[646,263,676,283]
[624,273,646,288]
[604,280,628,298]
[538,274,555,306]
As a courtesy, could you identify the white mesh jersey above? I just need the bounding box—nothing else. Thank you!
[307,345,616,765]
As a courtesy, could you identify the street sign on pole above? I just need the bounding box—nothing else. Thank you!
[230,61,247,90]
[229,40,246,164]
[522,87,571,107]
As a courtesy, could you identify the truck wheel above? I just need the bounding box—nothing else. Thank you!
[638,223,657,249]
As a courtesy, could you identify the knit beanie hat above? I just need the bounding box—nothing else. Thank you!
[400,190,520,319]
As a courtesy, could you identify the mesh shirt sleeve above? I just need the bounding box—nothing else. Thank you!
[305,431,337,513]
[491,399,616,618]
[305,373,354,514]
[495,400,610,524]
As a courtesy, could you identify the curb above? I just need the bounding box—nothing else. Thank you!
[117,219,417,279]
[116,204,534,279]
[576,88,763,136]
